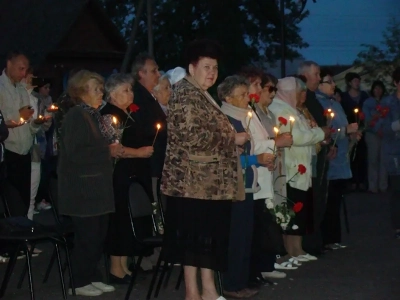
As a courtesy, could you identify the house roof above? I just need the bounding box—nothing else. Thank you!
[0,0,126,67]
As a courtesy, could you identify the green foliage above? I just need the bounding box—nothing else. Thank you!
[354,17,400,87]
[101,0,310,76]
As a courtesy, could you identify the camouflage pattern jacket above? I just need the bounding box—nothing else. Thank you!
[161,76,244,201]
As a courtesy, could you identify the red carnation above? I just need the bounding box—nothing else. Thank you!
[129,103,140,113]
[249,93,260,103]
[323,109,331,116]
[376,105,382,111]
[278,116,288,126]
[359,112,365,121]
[293,202,303,213]
[381,107,389,118]
[330,128,336,133]
[297,164,307,175]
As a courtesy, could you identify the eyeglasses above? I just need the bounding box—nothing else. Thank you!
[264,86,277,93]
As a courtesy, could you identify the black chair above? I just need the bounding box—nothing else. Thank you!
[0,181,71,300]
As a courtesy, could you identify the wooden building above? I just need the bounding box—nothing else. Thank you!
[0,0,126,97]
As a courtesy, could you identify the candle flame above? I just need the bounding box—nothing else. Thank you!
[354,108,359,113]
[39,115,43,119]
[51,104,55,109]
[248,111,252,118]
[289,116,295,122]
[112,116,117,124]
[338,128,341,132]
[328,109,332,112]
[274,127,279,133]
[156,123,161,130]
[20,118,24,123]
[330,112,335,118]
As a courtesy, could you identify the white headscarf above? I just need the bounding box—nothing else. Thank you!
[276,77,297,109]
[166,67,186,85]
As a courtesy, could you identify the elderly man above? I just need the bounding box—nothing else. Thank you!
[298,61,334,255]
[0,51,44,215]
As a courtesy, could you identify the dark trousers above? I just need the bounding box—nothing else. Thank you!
[4,150,31,215]
[350,138,367,188]
[249,200,275,279]
[37,156,58,202]
[389,175,400,230]
[70,214,109,288]
[303,149,328,253]
[223,193,253,292]
[321,179,346,245]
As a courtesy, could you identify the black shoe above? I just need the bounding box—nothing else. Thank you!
[109,273,131,284]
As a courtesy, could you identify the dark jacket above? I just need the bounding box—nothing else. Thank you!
[341,90,369,123]
[133,82,167,178]
[305,89,327,127]
[0,109,8,180]
[58,106,114,217]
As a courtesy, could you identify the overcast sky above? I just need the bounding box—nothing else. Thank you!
[299,0,399,65]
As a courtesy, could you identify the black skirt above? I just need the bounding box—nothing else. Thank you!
[285,184,313,236]
[162,196,232,271]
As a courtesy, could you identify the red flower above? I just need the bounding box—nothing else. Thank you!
[376,105,382,111]
[359,112,365,120]
[278,116,288,126]
[249,93,260,103]
[381,107,389,118]
[297,164,307,175]
[330,128,336,133]
[129,103,139,113]
[293,202,303,213]
[323,109,331,117]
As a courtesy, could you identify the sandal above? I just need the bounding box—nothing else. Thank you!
[288,257,302,266]
[274,261,298,270]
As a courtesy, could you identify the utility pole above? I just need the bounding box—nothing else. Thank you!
[147,0,154,56]
[120,0,146,73]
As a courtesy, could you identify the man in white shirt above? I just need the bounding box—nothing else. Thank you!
[0,51,42,215]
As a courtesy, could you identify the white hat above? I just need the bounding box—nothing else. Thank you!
[166,67,186,85]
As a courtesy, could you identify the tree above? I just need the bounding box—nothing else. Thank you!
[101,0,310,76]
[354,17,400,88]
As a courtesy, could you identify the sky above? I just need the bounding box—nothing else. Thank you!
[299,0,400,65]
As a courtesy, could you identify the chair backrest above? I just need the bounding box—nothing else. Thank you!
[128,179,157,238]
[0,180,26,217]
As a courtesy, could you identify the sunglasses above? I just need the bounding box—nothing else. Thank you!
[264,86,278,93]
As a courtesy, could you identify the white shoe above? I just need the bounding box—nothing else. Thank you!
[217,297,227,300]
[91,282,115,292]
[262,270,287,279]
[68,284,103,296]
[274,262,298,270]
[298,253,318,261]
[334,243,347,249]
[288,257,302,266]
[292,255,309,262]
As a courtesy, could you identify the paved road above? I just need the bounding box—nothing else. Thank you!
[1,191,399,300]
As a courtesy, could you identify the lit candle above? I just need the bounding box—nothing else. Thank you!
[273,127,279,153]
[327,109,332,113]
[47,104,59,112]
[38,115,43,119]
[112,117,119,143]
[20,117,25,124]
[329,112,335,126]
[354,108,359,123]
[112,116,118,125]
[289,116,295,134]
[246,111,252,132]
[332,128,341,148]
[152,123,161,146]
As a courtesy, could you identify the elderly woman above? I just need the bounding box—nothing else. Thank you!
[218,75,277,298]
[316,69,359,250]
[58,70,123,296]
[100,73,154,283]
[161,39,249,300]
[269,77,329,262]
[153,74,171,116]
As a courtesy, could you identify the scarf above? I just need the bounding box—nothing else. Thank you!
[79,103,114,144]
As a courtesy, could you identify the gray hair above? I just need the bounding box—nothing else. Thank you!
[153,74,170,92]
[217,75,249,102]
[131,52,155,81]
[295,77,307,92]
[297,60,319,75]
[105,73,134,102]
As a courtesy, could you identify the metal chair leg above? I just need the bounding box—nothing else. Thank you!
[146,254,163,300]
[154,260,168,298]
[17,243,35,289]
[54,243,67,299]
[64,241,75,296]
[175,266,184,290]
[43,248,57,283]
[125,256,143,300]
[0,244,20,298]
[217,271,223,297]
[163,262,174,289]
[23,243,35,300]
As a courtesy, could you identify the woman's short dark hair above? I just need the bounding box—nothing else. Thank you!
[370,80,386,98]
[261,73,278,87]
[345,72,361,85]
[185,39,223,71]
[392,67,400,84]
[319,68,334,82]
[238,66,263,83]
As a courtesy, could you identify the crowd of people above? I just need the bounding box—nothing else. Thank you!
[0,39,399,300]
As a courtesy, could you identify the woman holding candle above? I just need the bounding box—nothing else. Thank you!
[316,68,360,250]
[269,77,329,262]
[218,75,279,297]
[161,39,249,300]
[101,73,154,283]
[58,70,124,296]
